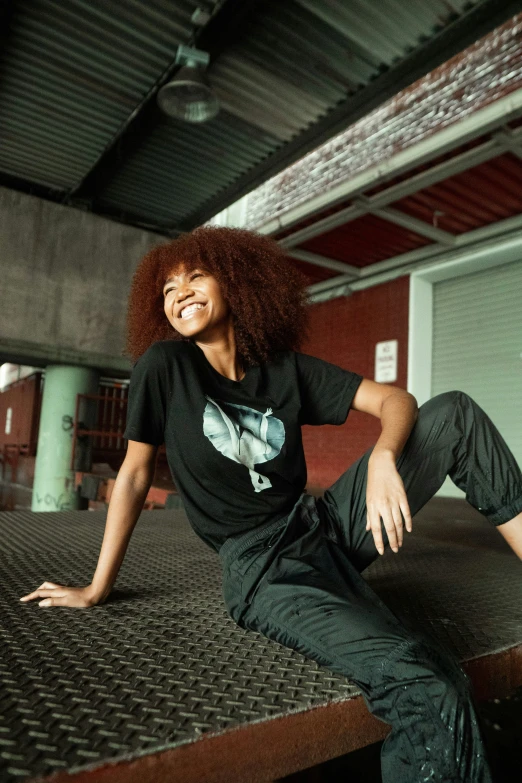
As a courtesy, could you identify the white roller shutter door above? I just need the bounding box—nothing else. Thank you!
[431,258,522,500]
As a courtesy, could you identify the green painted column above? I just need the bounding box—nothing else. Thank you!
[32,365,100,512]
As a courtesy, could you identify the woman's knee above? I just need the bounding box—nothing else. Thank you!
[377,638,472,697]
[424,389,463,410]
[417,389,467,428]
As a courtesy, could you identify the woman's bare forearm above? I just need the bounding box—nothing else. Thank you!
[497,511,522,561]
[89,467,153,602]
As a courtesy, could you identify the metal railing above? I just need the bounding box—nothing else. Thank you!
[70,389,129,471]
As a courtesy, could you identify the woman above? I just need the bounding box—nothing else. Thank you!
[21,226,522,782]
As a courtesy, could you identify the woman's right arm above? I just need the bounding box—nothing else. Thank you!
[19,441,159,608]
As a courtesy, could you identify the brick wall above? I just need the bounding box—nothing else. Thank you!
[300,275,410,492]
[244,14,522,232]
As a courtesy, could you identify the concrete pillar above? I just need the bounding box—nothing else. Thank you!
[32,365,100,512]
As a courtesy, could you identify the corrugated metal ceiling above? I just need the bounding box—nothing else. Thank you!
[0,0,517,233]
[0,0,200,189]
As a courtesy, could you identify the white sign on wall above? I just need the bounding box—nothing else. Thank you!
[375,340,398,383]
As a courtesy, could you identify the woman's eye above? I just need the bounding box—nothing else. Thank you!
[164,272,204,295]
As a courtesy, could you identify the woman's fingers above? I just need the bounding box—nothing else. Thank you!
[367,506,387,554]
[391,506,404,547]
[401,499,413,533]
[20,582,63,602]
[372,527,384,555]
[367,503,406,554]
[38,595,66,607]
[381,508,399,553]
[19,584,97,608]
[21,589,65,602]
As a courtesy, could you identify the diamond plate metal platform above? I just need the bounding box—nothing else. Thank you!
[1,498,521,783]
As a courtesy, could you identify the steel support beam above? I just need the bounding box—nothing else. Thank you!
[280,124,522,249]
[306,214,522,302]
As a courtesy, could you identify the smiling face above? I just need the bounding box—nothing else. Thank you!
[163,265,233,340]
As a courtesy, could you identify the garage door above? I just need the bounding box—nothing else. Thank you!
[431,258,522,500]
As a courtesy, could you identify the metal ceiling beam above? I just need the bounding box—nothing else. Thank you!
[278,125,522,248]
[355,197,457,246]
[306,213,522,302]
[493,127,522,160]
[68,0,266,208]
[288,123,522,282]
[181,0,522,231]
[286,248,360,276]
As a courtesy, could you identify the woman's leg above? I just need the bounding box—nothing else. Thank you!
[237,507,492,783]
[318,389,522,573]
[302,388,521,780]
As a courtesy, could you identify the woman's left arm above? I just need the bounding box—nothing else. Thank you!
[366,393,419,556]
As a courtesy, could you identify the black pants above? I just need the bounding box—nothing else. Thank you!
[219,391,522,782]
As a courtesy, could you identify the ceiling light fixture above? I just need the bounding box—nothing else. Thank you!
[157,45,219,123]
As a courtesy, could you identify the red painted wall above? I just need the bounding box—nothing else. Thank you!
[300,275,410,493]
[0,373,42,452]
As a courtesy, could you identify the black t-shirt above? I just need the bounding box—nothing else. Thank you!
[123,339,363,553]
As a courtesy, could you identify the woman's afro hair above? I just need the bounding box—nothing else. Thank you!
[124,225,311,367]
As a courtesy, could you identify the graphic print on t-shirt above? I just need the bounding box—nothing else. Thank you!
[203,395,285,492]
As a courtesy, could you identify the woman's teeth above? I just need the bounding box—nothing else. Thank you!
[181,303,205,319]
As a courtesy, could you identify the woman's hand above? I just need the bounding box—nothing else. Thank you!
[366,452,413,555]
[19,582,104,608]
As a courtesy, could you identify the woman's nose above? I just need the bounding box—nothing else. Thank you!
[176,284,193,302]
